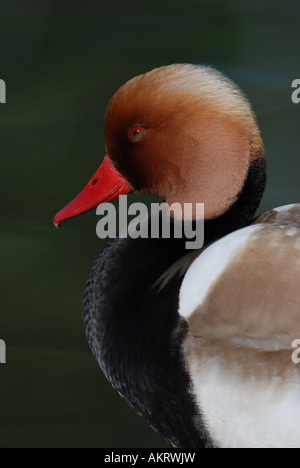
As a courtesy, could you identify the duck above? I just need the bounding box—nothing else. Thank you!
[54,64,300,448]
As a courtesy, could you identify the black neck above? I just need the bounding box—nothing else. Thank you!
[203,156,266,243]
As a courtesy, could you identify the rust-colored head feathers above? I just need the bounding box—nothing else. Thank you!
[105,64,264,219]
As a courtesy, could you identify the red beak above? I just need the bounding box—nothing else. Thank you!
[54,155,131,228]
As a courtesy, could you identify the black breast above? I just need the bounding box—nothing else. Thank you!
[83,233,214,448]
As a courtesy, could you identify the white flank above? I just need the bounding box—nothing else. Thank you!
[189,357,300,448]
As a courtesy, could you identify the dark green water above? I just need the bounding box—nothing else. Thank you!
[0,0,299,448]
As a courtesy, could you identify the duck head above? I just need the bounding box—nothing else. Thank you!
[54,64,265,227]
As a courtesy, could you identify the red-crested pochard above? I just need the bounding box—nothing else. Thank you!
[54,64,300,448]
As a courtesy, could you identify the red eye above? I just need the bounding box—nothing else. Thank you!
[128,126,143,140]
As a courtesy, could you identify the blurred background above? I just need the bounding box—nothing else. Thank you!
[0,0,299,448]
